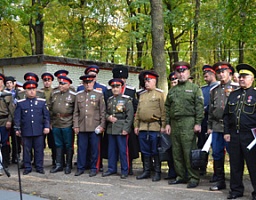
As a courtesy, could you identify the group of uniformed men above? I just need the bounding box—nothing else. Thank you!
[0,61,255,200]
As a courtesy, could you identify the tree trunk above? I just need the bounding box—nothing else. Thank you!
[238,40,245,63]
[150,0,168,94]
[190,0,200,75]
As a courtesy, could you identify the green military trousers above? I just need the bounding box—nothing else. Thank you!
[171,117,199,183]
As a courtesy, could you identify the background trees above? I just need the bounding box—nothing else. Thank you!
[1,0,256,86]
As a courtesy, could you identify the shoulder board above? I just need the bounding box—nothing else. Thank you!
[107,86,112,90]
[126,85,135,90]
[230,82,239,87]
[155,88,163,93]
[77,90,84,95]
[69,90,77,95]
[37,89,44,93]
[52,90,60,94]
[254,87,256,90]
[141,90,147,94]
[122,94,131,99]
[200,84,208,88]
[17,99,26,103]
[108,96,114,100]
[93,89,102,93]
[37,98,46,101]
[18,90,25,94]
[233,87,240,91]
[210,83,220,91]
[3,90,11,93]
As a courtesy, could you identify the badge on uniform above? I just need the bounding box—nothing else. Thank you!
[90,95,96,105]
[35,101,38,105]
[116,100,125,112]
[66,95,72,101]
[225,86,234,97]
[248,96,252,103]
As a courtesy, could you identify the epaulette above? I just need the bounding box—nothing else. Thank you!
[107,86,112,90]
[3,89,11,93]
[37,89,44,93]
[230,82,239,87]
[254,87,256,90]
[200,84,208,88]
[77,90,84,94]
[140,90,147,95]
[17,99,26,103]
[126,85,135,90]
[52,90,60,94]
[93,89,102,93]
[155,88,163,93]
[122,94,131,99]
[233,87,240,91]
[210,83,220,91]
[108,96,114,100]
[18,90,25,94]
[69,90,77,95]
[37,98,46,101]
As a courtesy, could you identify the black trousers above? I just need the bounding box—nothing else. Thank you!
[229,131,256,196]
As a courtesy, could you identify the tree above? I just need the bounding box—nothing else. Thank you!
[150,0,168,94]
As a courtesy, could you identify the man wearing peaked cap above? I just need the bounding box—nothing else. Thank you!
[50,74,76,175]
[104,66,139,176]
[84,65,100,75]
[207,61,239,191]
[0,73,15,172]
[17,73,45,100]
[41,72,56,167]
[165,61,204,188]
[197,65,218,177]
[73,74,106,177]
[14,80,50,175]
[223,63,256,200]
[102,78,133,179]
[54,70,69,78]
[77,67,107,173]
[24,72,39,82]
[135,70,165,182]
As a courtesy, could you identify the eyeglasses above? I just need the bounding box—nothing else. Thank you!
[59,82,67,85]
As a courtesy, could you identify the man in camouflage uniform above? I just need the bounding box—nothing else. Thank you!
[50,76,76,174]
[135,70,166,182]
[165,61,204,188]
[208,62,239,191]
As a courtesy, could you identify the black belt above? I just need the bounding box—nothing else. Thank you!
[0,115,8,119]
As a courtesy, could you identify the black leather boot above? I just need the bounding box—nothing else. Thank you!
[50,148,63,173]
[1,145,10,169]
[209,158,226,191]
[152,155,161,182]
[136,155,151,179]
[65,149,73,174]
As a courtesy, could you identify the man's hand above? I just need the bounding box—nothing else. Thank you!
[224,134,231,142]
[16,130,21,137]
[108,115,117,123]
[207,129,213,135]
[6,121,11,129]
[194,124,201,133]
[165,125,171,135]
[134,128,139,135]
[43,128,50,134]
[73,127,79,135]
[122,130,128,135]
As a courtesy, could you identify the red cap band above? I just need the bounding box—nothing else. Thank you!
[59,78,70,83]
[144,74,156,79]
[25,84,36,89]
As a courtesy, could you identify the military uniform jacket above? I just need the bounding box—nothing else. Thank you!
[73,89,106,132]
[223,87,256,134]
[208,80,239,132]
[106,85,138,113]
[134,88,166,131]
[50,89,76,128]
[165,81,204,126]
[14,97,50,137]
[0,90,15,126]
[41,87,53,107]
[106,94,134,135]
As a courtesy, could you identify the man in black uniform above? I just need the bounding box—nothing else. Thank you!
[223,64,256,200]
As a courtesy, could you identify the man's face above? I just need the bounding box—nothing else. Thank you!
[111,85,122,96]
[88,72,97,81]
[239,74,254,89]
[171,79,178,87]
[144,78,156,90]
[216,69,230,84]
[43,78,52,88]
[175,69,190,83]
[26,88,37,98]
[204,72,215,85]
[59,82,70,92]
[84,81,94,91]
[6,81,14,90]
